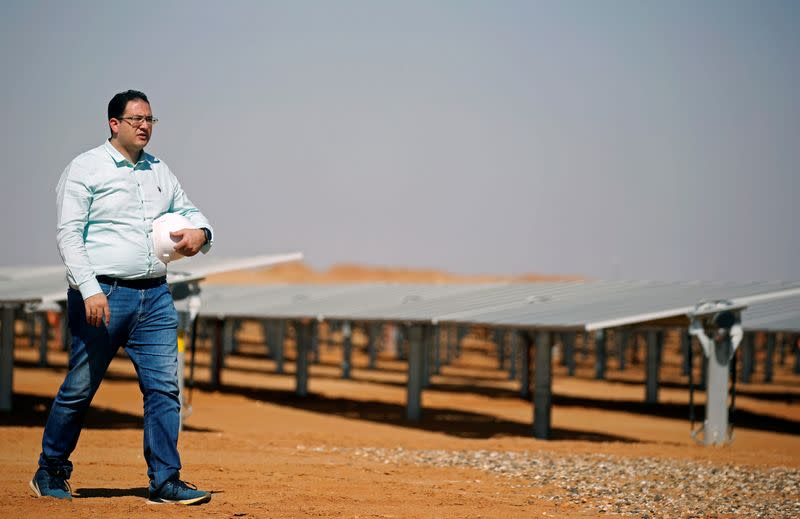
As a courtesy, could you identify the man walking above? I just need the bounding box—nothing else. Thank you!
[31,90,213,505]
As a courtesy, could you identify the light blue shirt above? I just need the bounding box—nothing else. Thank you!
[56,140,213,299]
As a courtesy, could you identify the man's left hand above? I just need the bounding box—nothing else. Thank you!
[170,228,206,257]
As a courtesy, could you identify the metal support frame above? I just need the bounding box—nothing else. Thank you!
[295,320,312,397]
[594,329,606,380]
[617,329,628,371]
[689,308,744,446]
[495,328,505,370]
[563,331,576,376]
[341,321,352,380]
[222,319,236,356]
[581,331,590,359]
[508,331,518,381]
[533,330,552,440]
[311,322,320,364]
[210,318,224,389]
[645,329,661,404]
[740,332,755,383]
[1,305,15,411]
[764,333,776,383]
[519,332,532,400]
[445,325,454,365]
[794,335,800,374]
[406,324,424,421]
[681,329,691,376]
[368,322,380,369]
[38,312,49,367]
[432,325,441,376]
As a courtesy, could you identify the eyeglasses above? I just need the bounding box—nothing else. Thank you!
[119,115,159,127]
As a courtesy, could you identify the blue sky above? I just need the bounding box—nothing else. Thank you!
[1,1,798,280]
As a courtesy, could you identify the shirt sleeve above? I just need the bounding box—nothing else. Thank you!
[56,161,102,299]
[168,171,214,254]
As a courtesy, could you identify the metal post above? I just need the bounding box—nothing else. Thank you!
[445,325,454,365]
[395,325,406,361]
[222,319,235,356]
[681,329,691,376]
[28,312,36,349]
[764,333,776,383]
[406,325,424,421]
[794,335,800,375]
[563,331,576,376]
[341,321,352,380]
[495,328,505,370]
[38,313,49,368]
[519,331,532,400]
[210,318,224,389]
[778,333,789,367]
[705,332,735,445]
[740,333,754,383]
[368,322,380,369]
[1,306,15,411]
[295,321,310,397]
[533,330,552,440]
[595,329,606,380]
[273,320,286,374]
[311,322,320,364]
[508,331,518,381]
[581,331,590,360]
[645,330,660,404]
[422,325,432,388]
[432,325,441,376]
[617,329,628,371]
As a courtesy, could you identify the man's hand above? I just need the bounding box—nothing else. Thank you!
[170,228,206,257]
[85,293,110,327]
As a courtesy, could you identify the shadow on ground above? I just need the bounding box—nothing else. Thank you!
[73,487,148,499]
[193,381,638,443]
[0,393,216,432]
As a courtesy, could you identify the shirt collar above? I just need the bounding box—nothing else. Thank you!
[104,139,159,169]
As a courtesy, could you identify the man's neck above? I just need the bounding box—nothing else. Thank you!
[109,138,143,164]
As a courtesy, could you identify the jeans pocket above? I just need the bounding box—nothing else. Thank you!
[101,282,115,297]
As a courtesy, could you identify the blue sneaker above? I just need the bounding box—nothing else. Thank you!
[147,479,211,505]
[29,468,72,500]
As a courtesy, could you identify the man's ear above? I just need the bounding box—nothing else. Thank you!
[109,118,120,137]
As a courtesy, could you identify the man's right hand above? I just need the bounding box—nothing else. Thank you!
[84,293,110,327]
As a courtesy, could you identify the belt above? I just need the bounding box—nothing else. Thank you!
[96,275,167,289]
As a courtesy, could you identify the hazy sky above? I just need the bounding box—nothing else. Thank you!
[1,1,798,280]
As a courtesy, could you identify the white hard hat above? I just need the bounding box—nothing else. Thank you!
[152,213,196,264]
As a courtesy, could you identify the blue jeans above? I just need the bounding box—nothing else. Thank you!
[38,282,182,490]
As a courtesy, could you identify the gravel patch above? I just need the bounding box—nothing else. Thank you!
[307,446,800,517]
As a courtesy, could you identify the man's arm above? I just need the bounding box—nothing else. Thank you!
[56,162,109,327]
[168,174,214,255]
[56,162,101,299]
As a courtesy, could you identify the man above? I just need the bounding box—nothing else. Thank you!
[30,90,214,505]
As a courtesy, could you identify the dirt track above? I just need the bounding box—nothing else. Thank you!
[2,325,799,518]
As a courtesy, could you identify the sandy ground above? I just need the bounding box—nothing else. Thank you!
[1,266,799,517]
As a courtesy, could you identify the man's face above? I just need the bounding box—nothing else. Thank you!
[110,99,153,152]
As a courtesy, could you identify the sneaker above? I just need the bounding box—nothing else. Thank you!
[29,468,73,500]
[147,479,211,505]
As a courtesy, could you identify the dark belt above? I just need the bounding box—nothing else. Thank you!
[96,275,167,289]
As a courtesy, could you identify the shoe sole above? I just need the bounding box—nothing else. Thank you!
[29,479,72,500]
[146,493,211,506]
[29,479,42,498]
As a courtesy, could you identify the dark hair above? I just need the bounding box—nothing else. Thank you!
[108,90,149,135]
